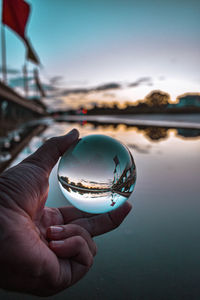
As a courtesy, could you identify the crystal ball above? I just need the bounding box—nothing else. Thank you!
[58,134,136,214]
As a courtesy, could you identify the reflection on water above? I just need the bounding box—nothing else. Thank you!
[1,117,200,173]
[140,126,169,141]
[0,122,47,173]
[58,134,136,213]
[56,118,200,141]
[177,127,200,138]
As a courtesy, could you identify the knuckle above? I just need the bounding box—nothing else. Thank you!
[73,235,86,248]
[69,224,84,235]
[69,224,91,240]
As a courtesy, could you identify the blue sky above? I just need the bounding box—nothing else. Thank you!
[0,0,200,106]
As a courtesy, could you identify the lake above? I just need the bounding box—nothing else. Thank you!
[1,117,200,300]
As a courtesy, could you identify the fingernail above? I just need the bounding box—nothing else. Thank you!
[50,226,63,234]
[50,240,65,247]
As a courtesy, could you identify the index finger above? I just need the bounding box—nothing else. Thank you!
[71,202,132,237]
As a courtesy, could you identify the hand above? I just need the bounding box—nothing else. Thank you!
[0,129,132,296]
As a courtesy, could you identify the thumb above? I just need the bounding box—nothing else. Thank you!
[22,129,79,174]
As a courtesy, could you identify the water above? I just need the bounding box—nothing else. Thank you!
[58,134,136,213]
[0,117,200,299]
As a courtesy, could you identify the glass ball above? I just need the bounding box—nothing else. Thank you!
[58,134,136,214]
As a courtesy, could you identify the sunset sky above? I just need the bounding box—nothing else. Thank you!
[0,0,200,108]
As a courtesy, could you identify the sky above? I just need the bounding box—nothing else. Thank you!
[0,0,200,108]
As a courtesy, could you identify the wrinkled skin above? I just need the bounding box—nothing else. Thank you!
[0,129,132,296]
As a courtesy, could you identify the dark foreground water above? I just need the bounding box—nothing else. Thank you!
[1,118,200,300]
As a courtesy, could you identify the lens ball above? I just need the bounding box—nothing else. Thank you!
[58,134,136,214]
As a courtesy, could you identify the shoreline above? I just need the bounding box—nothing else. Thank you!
[55,114,200,130]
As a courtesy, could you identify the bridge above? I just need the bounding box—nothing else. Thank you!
[0,81,46,115]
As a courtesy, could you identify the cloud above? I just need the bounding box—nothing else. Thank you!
[8,70,122,100]
[59,82,121,97]
[0,66,20,75]
[8,74,58,93]
[94,83,121,91]
[59,87,89,96]
[49,75,64,86]
[9,76,34,88]
[65,80,89,86]
[29,83,58,92]
[128,77,152,87]
[48,77,89,90]
[9,76,55,93]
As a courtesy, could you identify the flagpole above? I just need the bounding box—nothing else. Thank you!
[1,24,7,84]
[23,59,29,98]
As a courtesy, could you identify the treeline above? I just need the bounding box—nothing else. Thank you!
[86,91,200,115]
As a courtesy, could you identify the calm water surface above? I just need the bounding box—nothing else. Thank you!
[2,120,200,300]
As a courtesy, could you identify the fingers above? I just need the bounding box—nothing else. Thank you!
[47,224,97,256]
[72,202,132,237]
[49,236,93,267]
[53,236,94,287]
[58,206,96,224]
[48,224,96,289]
[22,129,79,174]
[58,202,132,237]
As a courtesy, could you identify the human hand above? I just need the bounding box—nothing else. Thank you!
[0,129,132,296]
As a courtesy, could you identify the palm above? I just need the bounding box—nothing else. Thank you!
[0,160,93,295]
[0,163,65,293]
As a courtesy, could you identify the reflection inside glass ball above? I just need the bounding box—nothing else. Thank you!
[58,134,136,214]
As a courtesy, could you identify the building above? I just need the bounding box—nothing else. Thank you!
[176,94,200,107]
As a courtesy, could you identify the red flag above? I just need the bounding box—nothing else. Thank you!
[2,0,30,39]
[2,0,40,64]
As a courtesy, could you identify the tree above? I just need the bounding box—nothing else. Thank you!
[143,127,169,141]
[144,90,170,107]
